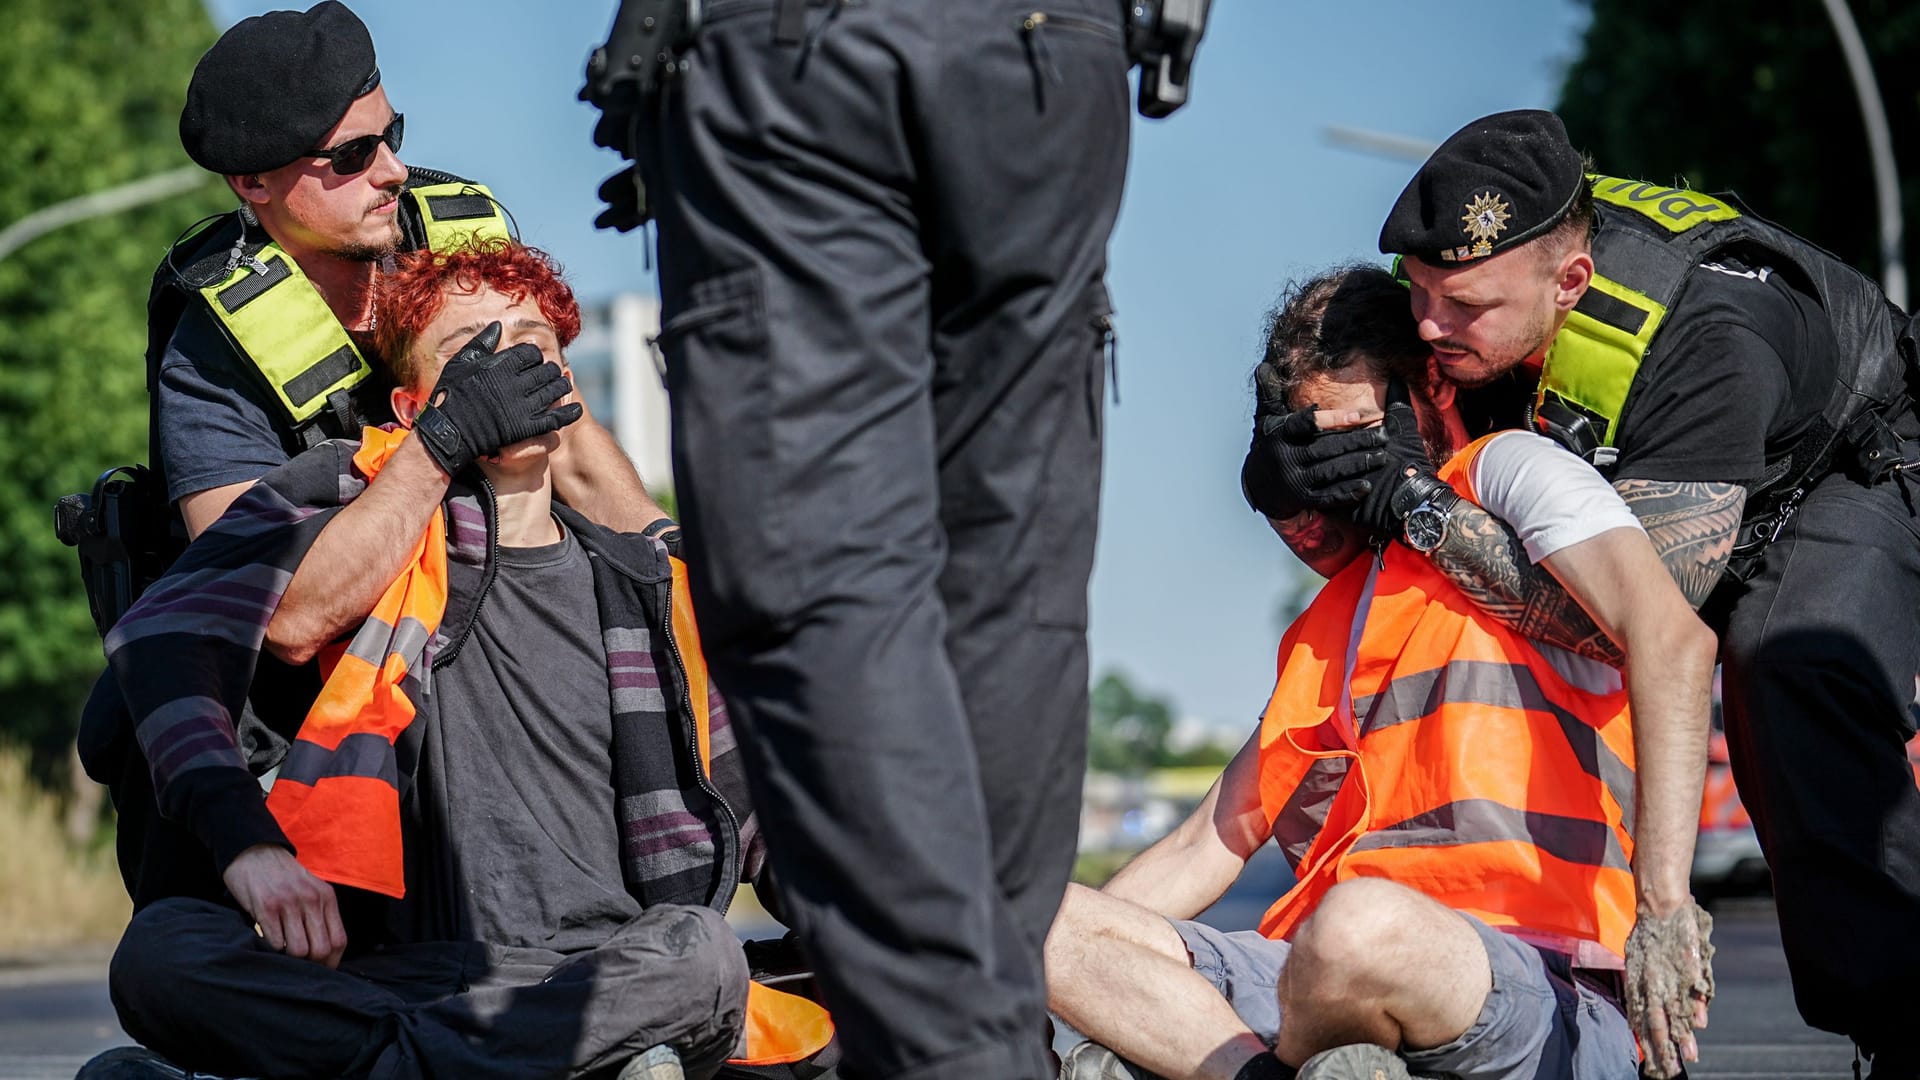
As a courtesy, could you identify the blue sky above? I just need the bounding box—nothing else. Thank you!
[207,1,1591,734]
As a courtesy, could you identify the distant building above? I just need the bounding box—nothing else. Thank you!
[568,293,673,495]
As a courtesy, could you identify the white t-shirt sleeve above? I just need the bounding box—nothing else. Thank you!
[1466,430,1644,564]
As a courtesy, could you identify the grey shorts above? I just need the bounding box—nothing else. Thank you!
[1171,914,1638,1080]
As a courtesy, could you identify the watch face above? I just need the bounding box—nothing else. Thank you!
[1405,505,1448,552]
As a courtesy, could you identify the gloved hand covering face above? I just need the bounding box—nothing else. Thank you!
[412,322,583,476]
[1240,404,1390,520]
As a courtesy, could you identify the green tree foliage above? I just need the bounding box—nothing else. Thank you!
[1088,671,1176,776]
[1558,0,1920,277]
[0,0,227,772]
[1159,740,1235,770]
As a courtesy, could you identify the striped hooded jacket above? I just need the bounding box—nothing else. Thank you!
[90,433,764,915]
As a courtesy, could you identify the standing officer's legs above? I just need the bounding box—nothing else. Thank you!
[648,3,1127,1077]
[1717,462,1920,1055]
[919,2,1130,947]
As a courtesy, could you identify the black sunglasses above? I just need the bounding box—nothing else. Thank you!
[308,113,404,175]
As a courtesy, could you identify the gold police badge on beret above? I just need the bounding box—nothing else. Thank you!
[1460,191,1512,259]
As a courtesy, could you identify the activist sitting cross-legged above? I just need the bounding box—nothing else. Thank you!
[1045,265,1718,1080]
[98,241,832,1080]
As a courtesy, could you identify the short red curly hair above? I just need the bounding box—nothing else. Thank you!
[373,239,583,388]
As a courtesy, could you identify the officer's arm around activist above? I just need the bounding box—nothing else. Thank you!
[1405,264,1783,658]
[1244,289,1717,1078]
[144,2,663,667]
[1253,109,1920,1071]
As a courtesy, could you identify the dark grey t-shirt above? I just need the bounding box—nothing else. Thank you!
[156,303,393,503]
[391,520,640,952]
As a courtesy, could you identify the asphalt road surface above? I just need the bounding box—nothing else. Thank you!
[0,859,1854,1079]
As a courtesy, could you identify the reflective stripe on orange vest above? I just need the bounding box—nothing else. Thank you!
[265,426,447,898]
[1256,433,1638,958]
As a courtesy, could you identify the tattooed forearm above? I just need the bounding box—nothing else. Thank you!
[1612,480,1746,607]
[1423,479,1746,666]
[1271,509,1370,579]
[1429,502,1627,666]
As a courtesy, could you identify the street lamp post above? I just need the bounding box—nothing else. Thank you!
[1819,0,1906,308]
[0,165,212,267]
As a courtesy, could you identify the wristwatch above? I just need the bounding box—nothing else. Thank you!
[1393,472,1462,554]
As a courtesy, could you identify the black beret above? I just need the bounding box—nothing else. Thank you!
[180,1,381,175]
[1378,109,1585,266]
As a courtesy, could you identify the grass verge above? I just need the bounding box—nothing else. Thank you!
[0,748,128,956]
[1072,848,1140,888]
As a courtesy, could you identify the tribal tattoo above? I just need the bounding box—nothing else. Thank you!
[1427,480,1746,667]
[1613,480,1747,607]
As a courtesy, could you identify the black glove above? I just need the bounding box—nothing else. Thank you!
[412,323,583,475]
[1240,405,1391,519]
[1347,376,1450,536]
[593,165,650,233]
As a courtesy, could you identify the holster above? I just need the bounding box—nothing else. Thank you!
[1126,0,1213,118]
[582,0,706,231]
[582,0,704,122]
[54,465,184,637]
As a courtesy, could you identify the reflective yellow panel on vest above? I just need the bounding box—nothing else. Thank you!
[407,182,512,252]
[1590,174,1741,234]
[200,245,370,425]
[1538,273,1667,447]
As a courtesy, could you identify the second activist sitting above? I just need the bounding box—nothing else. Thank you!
[101,241,831,1080]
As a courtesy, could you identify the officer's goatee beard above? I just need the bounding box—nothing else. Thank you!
[330,236,400,262]
[329,189,405,262]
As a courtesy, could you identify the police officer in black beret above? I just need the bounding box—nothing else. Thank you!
[1247,109,1920,1078]
[160,1,670,542]
[78,5,673,1077]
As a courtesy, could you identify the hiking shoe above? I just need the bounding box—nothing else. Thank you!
[1297,1043,1412,1080]
[74,1047,246,1080]
[617,1044,685,1080]
[1059,1040,1166,1080]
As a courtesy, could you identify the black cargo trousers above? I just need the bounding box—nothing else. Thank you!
[642,1,1130,1076]
[1711,423,1920,1055]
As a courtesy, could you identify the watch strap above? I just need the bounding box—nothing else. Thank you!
[413,405,466,473]
[1389,470,1460,523]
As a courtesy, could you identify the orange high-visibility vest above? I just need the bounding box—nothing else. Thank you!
[265,428,447,897]
[1256,435,1639,958]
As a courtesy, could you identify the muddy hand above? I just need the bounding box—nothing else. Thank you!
[1626,901,1715,1079]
